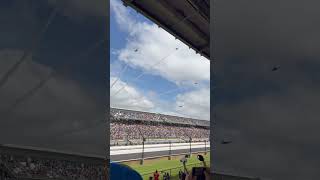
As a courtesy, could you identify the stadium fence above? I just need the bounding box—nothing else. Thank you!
[140,161,209,180]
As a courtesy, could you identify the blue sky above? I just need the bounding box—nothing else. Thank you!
[110,0,210,120]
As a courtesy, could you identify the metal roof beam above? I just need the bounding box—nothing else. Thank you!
[157,0,209,42]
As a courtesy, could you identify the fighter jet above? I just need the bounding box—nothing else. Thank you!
[134,49,138,52]
[221,140,232,144]
[272,66,280,71]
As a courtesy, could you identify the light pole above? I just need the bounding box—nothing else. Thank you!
[168,141,172,160]
[140,137,145,165]
[125,129,129,146]
[181,131,192,157]
[138,128,146,165]
[204,139,207,155]
[189,137,192,156]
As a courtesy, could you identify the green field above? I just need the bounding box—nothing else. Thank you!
[122,152,210,180]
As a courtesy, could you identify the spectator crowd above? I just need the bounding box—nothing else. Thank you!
[110,108,209,141]
[0,154,104,180]
[111,108,209,127]
[111,122,209,140]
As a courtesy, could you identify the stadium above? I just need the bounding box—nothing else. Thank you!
[0,0,264,179]
[0,108,257,180]
[0,108,209,180]
[0,144,106,180]
[110,108,261,180]
[110,107,210,159]
[109,0,260,179]
[110,108,210,179]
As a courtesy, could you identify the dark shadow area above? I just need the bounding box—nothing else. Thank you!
[212,0,320,179]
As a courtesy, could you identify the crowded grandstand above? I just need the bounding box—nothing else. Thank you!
[110,108,209,146]
[0,145,105,180]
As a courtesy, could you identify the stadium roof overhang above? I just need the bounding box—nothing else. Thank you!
[122,0,210,60]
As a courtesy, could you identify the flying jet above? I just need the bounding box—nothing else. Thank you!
[221,140,232,144]
[272,66,280,71]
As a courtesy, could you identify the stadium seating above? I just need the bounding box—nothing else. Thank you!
[110,108,209,144]
[0,145,105,180]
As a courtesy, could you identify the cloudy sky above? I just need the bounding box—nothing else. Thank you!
[0,0,107,156]
[110,0,210,120]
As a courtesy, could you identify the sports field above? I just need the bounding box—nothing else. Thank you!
[122,152,210,180]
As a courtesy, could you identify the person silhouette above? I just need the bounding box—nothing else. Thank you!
[153,170,160,180]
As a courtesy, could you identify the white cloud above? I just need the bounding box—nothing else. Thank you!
[175,88,210,120]
[110,76,210,120]
[110,0,210,85]
[110,0,137,31]
[110,76,154,111]
[110,0,210,120]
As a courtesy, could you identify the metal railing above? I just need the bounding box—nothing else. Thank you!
[139,161,210,180]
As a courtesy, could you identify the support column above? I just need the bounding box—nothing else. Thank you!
[210,0,216,179]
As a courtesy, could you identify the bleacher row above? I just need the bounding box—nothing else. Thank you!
[110,108,210,127]
[111,122,209,141]
[0,145,106,180]
[110,108,210,145]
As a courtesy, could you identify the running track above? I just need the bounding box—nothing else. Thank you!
[111,142,210,162]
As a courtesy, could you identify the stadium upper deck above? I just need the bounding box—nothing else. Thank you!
[110,108,209,127]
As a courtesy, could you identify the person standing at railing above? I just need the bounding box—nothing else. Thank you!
[184,155,210,180]
[167,172,171,180]
[153,170,160,180]
[163,172,170,180]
